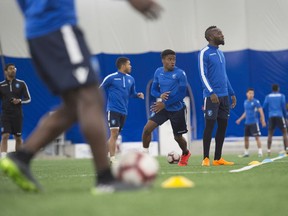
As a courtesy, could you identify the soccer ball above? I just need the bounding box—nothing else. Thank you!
[167,151,180,164]
[112,151,159,186]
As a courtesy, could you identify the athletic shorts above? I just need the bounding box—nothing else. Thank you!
[28,25,99,95]
[203,96,230,120]
[0,114,23,136]
[150,107,187,135]
[107,111,127,132]
[244,123,261,137]
[268,117,287,130]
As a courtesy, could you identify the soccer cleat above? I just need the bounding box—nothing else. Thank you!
[238,154,249,158]
[91,181,145,194]
[212,158,234,166]
[258,153,263,158]
[178,151,191,166]
[201,157,210,166]
[0,153,41,192]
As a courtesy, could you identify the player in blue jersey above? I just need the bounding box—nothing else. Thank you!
[236,88,266,157]
[142,49,191,166]
[100,57,144,164]
[0,0,162,193]
[263,84,288,156]
[199,26,237,166]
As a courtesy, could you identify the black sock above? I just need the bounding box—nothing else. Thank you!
[203,119,216,159]
[97,168,115,185]
[214,118,228,160]
[182,150,189,155]
[14,149,34,165]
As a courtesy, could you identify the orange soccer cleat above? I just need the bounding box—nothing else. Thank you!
[201,157,210,166]
[212,157,234,166]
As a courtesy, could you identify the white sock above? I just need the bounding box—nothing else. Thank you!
[258,148,263,155]
[110,156,116,162]
[142,148,149,153]
[267,149,271,153]
[1,152,7,158]
[244,149,249,155]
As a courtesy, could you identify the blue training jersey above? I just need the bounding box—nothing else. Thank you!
[198,45,235,98]
[100,72,138,115]
[263,92,286,118]
[16,0,77,39]
[244,98,261,124]
[151,66,187,111]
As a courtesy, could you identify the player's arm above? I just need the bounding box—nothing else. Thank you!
[199,51,219,104]
[163,71,187,107]
[130,79,144,99]
[151,71,161,98]
[127,0,162,20]
[258,107,266,127]
[227,79,236,108]
[21,81,31,104]
[281,95,287,118]
[236,112,246,125]
[99,75,112,91]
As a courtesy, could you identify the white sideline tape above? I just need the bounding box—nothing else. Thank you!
[229,155,286,173]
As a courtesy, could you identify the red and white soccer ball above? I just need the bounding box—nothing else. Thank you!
[167,151,180,164]
[112,151,159,186]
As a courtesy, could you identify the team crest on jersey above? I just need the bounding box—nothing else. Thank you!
[172,74,177,79]
[128,79,131,84]
[207,110,213,116]
[15,83,20,88]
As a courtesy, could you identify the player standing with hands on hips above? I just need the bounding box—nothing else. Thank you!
[0,0,162,193]
[142,49,191,166]
[0,63,31,158]
[100,57,144,164]
[199,26,237,166]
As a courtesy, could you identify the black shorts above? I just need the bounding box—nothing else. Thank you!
[150,107,188,135]
[1,114,23,136]
[28,25,99,95]
[107,111,127,132]
[268,117,287,130]
[203,96,230,120]
[244,123,261,137]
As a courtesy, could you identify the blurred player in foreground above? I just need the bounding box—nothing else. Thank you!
[236,88,266,157]
[0,0,162,193]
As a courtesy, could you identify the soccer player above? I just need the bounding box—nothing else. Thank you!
[0,0,162,193]
[0,63,31,158]
[100,57,144,164]
[199,26,237,166]
[236,88,266,157]
[142,49,191,166]
[263,84,288,156]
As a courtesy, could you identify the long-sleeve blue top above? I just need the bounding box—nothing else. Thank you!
[16,0,77,39]
[100,72,138,115]
[151,66,187,111]
[198,45,235,98]
[263,92,286,118]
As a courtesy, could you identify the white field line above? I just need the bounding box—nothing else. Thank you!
[229,155,286,173]
[160,170,227,175]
